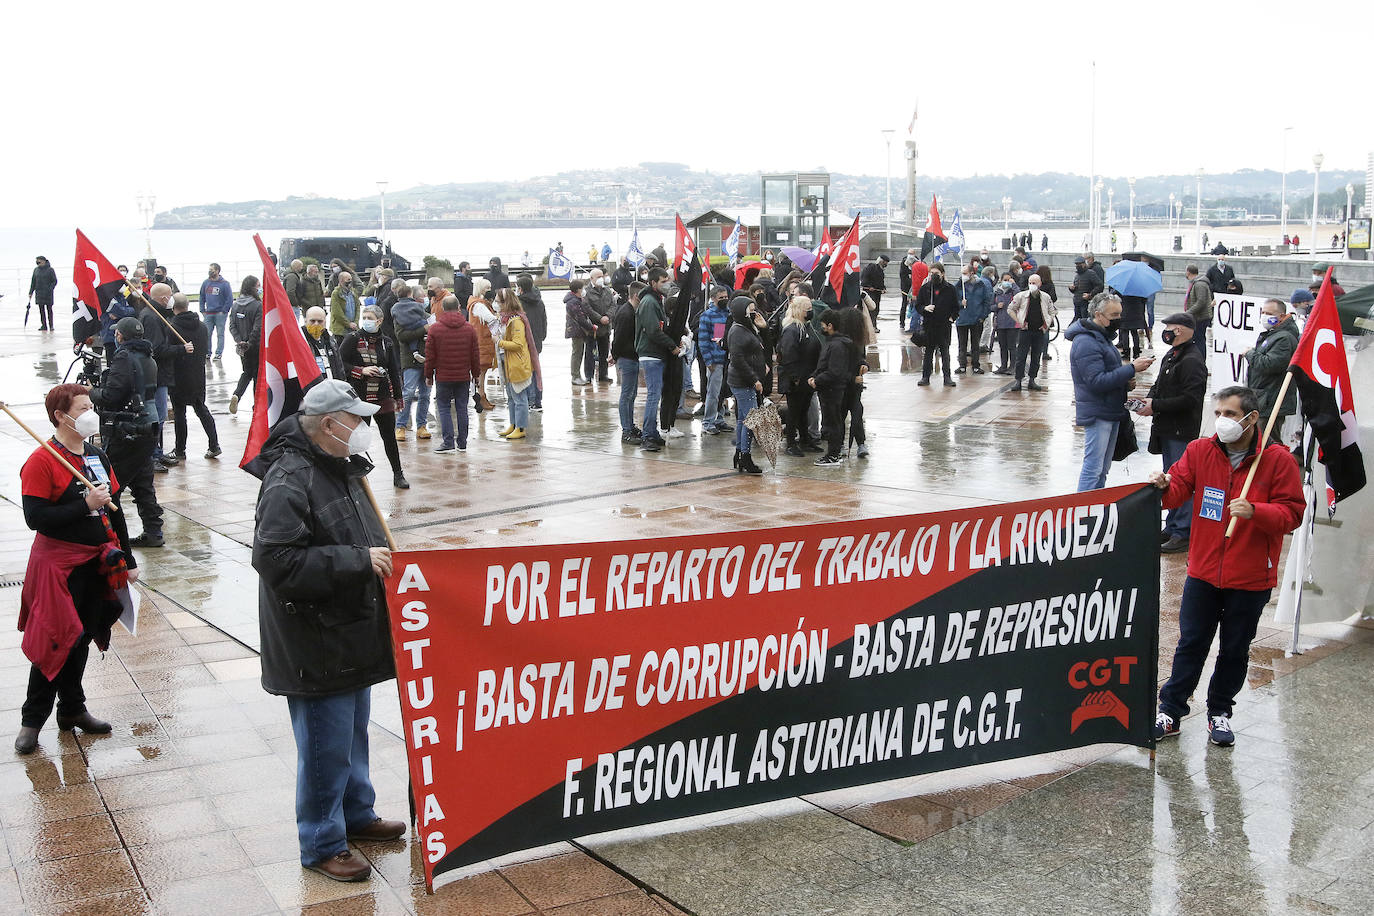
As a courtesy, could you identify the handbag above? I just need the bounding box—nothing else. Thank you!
[1112,411,1138,462]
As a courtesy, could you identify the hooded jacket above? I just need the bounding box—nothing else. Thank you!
[29,263,58,304]
[230,294,262,349]
[486,261,510,292]
[1070,264,1104,310]
[424,309,481,385]
[1245,318,1300,420]
[812,329,854,393]
[247,415,395,697]
[697,300,730,367]
[390,297,428,370]
[518,288,547,343]
[725,297,767,389]
[1066,319,1136,425]
[955,276,993,326]
[198,276,234,315]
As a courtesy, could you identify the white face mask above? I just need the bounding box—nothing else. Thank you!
[594,277,605,287]
[360,318,379,333]
[329,417,373,455]
[68,410,101,438]
[1214,413,1252,444]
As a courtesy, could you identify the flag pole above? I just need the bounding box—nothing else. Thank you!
[124,284,190,345]
[1288,475,1316,655]
[1223,370,1296,538]
[0,401,119,514]
[359,476,398,552]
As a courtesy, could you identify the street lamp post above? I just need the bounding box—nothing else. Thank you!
[1310,153,1323,256]
[376,181,388,253]
[136,192,156,256]
[1168,192,1175,250]
[1195,168,1204,254]
[882,129,894,246]
[1127,177,1135,250]
[1107,187,1115,250]
[1002,196,1011,238]
[1280,126,1293,245]
[1094,179,1104,251]
[611,183,623,258]
[1346,183,1355,257]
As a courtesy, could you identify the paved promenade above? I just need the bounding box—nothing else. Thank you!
[0,310,1370,915]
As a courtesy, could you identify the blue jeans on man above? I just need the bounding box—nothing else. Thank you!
[703,364,725,429]
[1158,577,1270,720]
[640,357,664,442]
[202,311,229,358]
[1161,437,1193,539]
[616,357,639,432]
[154,385,169,460]
[1077,417,1119,491]
[287,687,379,866]
[398,368,430,431]
[434,380,470,448]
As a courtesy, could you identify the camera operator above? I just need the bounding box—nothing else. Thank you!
[90,317,165,548]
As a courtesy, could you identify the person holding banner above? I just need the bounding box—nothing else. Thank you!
[13,384,136,754]
[1148,385,1304,747]
[1243,300,1300,438]
[249,380,405,882]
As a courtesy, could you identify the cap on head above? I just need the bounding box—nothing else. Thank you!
[877,255,889,264]
[1312,262,1329,273]
[1290,289,1315,305]
[115,316,144,339]
[1073,255,1086,264]
[1161,312,1196,330]
[301,379,380,417]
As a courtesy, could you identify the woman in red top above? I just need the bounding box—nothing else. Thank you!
[15,384,138,754]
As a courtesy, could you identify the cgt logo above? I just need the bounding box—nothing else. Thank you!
[1067,657,1137,733]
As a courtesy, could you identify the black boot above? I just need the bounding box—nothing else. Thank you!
[732,449,741,470]
[784,439,804,458]
[739,452,763,475]
[57,711,111,734]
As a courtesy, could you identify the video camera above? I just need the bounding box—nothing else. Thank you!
[66,345,105,388]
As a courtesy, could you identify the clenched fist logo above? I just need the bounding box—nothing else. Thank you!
[1070,690,1129,733]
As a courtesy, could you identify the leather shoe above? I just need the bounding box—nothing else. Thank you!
[306,850,372,882]
[1160,535,1190,554]
[14,726,39,754]
[348,818,407,841]
[57,711,111,734]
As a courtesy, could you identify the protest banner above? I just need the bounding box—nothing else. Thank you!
[384,484,1161,888]
[1207,293,1265,391]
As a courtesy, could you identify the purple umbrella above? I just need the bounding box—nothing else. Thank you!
[780,246,818,272]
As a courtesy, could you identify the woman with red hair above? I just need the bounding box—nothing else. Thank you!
[14,384,138,754]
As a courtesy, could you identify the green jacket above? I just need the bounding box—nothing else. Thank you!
[1245,317,1300,420]
[329,286,362,336]
[634,290,676,360]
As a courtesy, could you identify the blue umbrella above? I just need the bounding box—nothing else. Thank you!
[1104,259,1163,297]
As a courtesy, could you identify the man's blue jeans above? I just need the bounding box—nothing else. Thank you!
[398,368,430,429]
[640,357,663,440]
[287,687,379,866]
[434,380,470,448]
[616,358,639,432]
[1161,437,1193,538]
[1158,577,1270,719]
[703,364,724,428]
[1077,417,1119,491]
[202,312,229,357]
[154,385,169,459]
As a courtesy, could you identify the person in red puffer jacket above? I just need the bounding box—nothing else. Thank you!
[424,295,481,453]
[1148,385,1305,749]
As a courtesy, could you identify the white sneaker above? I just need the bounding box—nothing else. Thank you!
[665,427,684,438]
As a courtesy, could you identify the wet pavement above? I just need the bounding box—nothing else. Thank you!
[0,309,1371,915]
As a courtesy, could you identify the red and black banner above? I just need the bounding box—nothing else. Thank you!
[384,485,1160,887]
[71,229,127,345]
[920,194,946,261]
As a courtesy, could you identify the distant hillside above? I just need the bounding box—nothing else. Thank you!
[154,162,1365,229]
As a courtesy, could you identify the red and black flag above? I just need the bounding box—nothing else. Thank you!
[826,216,863,308]
[71,229,127,345]
[241,234,323,469]
[1289,269,1365,511]
[919,194,945,261]
[672,214,702,312]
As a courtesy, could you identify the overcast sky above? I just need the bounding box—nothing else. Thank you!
[5,0,1369,228]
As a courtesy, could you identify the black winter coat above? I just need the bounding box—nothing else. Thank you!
[611,301,639,361]
[915,280,959,342]
[170,312,210,402]
[1145,343,1207,452]
[139,305,182,388]
[247,416,395,697]
[91,339,157,417]
[519,289,547,343]
[725,301,768,390]
[777,321,820,394]
[452,273,474,310]
[812,332,853,392]
[29,264,58,304]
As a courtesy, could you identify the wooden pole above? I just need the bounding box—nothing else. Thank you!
[0,401,118,513]
[359,476,398,552]
[1223,371,1296,538]
[125,285,190,345]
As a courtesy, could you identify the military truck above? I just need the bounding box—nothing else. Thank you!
[277,237,413,275]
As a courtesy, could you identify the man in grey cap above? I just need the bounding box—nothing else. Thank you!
[246,379,404,883]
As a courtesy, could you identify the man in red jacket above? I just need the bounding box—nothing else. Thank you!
[423,295,481,453]
[1148,385,1304,747]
